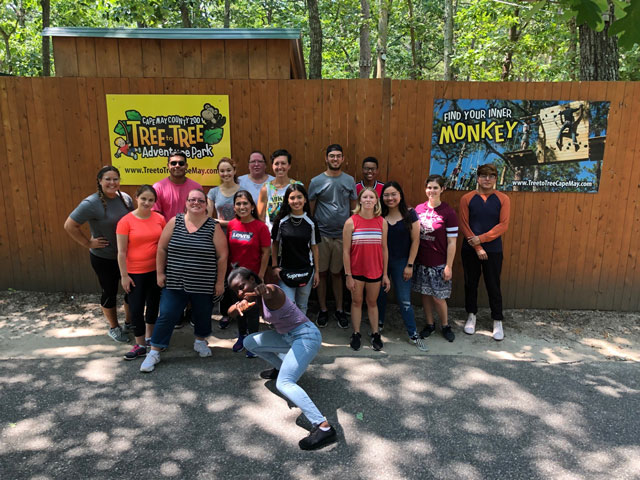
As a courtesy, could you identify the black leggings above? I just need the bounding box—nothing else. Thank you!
[128,271,161,337]
[221,287,260,335]
[90,253,128,309]
[461,249,504,320]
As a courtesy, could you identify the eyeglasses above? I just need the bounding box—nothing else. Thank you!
[328,154,343,160]
[187,198,206,204]
[170,161,186,166]
[249,160,265,165]
[363,167,377,172]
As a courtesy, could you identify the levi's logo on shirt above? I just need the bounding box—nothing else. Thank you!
[231,231,254,242]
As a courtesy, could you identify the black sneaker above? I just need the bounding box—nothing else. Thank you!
[378,322,384,332]
[370,332,383,351]
[350,332,361,351]
[316,310,329,328]
[260,368,279,379]
[420,323,436,338]
[299,425,337,450]
[442,325,455,342]
[335,311,349,329]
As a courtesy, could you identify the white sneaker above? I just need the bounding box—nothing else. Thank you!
[140,351,160,372]
[194,339,212,357]
[464,313,476,335]
[492,321,504,341]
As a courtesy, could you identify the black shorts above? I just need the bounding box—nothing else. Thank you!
[352,274,382,283]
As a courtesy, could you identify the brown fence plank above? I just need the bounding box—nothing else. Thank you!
[201,40,225,79]
[182,40,203,79]
[141,39,162,77]
[0,79,18,287]
[76,38,98,77]
[225,40,249,79]
[248,40,268,79]
[303,79,323,185]
[94,39,121,77]
[160,40,184,78]
[288,80,305,181]
[613,81,640,310]
[266,39,289,79]
[4,79,40,289]
[593,81,627,309]
[52,37,78,77]
[118,39,143,78]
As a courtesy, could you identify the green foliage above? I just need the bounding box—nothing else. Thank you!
[609,0,640,49]
[125,109,142,121]
[204,127,223,145]
[453,0,576,81]
[0,0,636,79]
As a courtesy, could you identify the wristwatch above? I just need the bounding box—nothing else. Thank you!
[407,263,414,268]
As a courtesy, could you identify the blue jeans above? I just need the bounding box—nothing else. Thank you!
[377,256,417,337]
[243,322,326,426]
[278,270,314,315]
[150,288,214,349]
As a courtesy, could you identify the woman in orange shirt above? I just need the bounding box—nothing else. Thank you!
[116,185,167,360]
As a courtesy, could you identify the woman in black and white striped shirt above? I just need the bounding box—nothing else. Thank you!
[141,189,228,373]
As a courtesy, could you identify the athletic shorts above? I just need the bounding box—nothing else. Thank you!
[352,274,382,283]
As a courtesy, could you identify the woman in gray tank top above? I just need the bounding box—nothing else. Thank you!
[227,267,337,451]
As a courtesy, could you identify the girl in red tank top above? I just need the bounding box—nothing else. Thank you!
[342,187,390,352]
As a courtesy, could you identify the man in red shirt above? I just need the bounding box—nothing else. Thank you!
[356,157,385,197]
[153,151,203,222]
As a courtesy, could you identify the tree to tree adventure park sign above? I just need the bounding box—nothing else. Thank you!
[429,99,610,193]
[106,95,231,186]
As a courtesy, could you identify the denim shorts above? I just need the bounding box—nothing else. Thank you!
[412,264,452,299]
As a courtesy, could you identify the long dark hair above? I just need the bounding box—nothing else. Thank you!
[273,184,311,226]
[233,189,259,220]
[381,181,413,231]
[96,165,132,216]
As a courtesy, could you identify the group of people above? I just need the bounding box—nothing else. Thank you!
[64,144,510,451]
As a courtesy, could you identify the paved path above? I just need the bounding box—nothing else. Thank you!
[1,341,639,479]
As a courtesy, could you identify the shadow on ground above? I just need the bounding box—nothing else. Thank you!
[1,352,639,479]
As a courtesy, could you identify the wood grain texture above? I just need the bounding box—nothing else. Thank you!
[0,78,637,311]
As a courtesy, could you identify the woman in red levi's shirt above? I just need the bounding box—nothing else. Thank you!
[116,185,166,360]
[225,190,271,356]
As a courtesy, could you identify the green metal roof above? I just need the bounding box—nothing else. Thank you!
[42,27,301,40]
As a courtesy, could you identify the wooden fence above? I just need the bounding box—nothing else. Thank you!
[1,77,638,311]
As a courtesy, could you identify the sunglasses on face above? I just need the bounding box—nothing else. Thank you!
[170,160,186,166]
[187,198,206,204]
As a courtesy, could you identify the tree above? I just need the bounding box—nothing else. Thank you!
[223,0,230,27]
[578,1,618,80]
[375,0,392,78]
[306,0,323,78]
[40,0,49,76]
[443,0,453,80]
[359,0,372,78]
